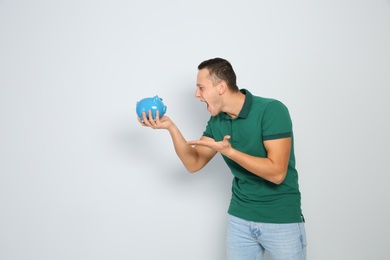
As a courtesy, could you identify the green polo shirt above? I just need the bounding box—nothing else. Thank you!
[203,89,302,223]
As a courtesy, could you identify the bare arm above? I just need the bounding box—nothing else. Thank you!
[188,136,291,184]
[138,110,217,173]
[168,127,217,172]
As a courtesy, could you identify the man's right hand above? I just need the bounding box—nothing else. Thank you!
[137,110,173,130]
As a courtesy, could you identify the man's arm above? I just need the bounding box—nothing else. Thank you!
[168,125,217,173]
[139,110,217,173]
[227,138,291,184]
[188,136,291,184]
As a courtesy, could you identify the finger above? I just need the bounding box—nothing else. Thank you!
[148,110,157,128]
[137,117,145,125]
[141,112,152,126]
[188,140,207,147]
[155,110,160,123]
[187,140,199,148]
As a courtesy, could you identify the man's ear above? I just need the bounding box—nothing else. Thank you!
[219,81,227,95]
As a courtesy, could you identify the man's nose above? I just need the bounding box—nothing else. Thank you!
[195,88,200,98]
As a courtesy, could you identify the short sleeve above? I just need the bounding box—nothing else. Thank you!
[262,100,292,141]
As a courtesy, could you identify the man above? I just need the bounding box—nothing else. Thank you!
[138,57,307,259]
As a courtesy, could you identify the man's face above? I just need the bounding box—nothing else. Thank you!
[195,69,221,116]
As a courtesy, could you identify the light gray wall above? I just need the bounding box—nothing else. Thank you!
[1,1,389,259]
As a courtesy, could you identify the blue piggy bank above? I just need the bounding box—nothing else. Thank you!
[136,95,167,121]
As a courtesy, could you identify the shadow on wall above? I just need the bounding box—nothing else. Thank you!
[116,83,233,190]
[117,118,232,190]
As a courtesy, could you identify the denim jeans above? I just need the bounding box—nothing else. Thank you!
[226,214,307,260]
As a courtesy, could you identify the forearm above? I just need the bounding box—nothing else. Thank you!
[223,148,287,184]
[167,123,201,172]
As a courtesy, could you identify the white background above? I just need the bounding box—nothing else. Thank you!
[1,1,389,259]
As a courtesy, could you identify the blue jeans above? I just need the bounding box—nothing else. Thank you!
[226,214,307,260]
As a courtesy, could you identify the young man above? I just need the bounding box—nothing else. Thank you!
[138,57,307,259]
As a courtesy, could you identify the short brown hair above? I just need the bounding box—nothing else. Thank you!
[198,57,239,92]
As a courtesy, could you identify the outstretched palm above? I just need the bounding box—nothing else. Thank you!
[188,135,232,155]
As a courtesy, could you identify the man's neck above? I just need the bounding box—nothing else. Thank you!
[224,91,246,119]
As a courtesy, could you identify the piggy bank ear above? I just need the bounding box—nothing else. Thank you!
[153,95,159,102]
